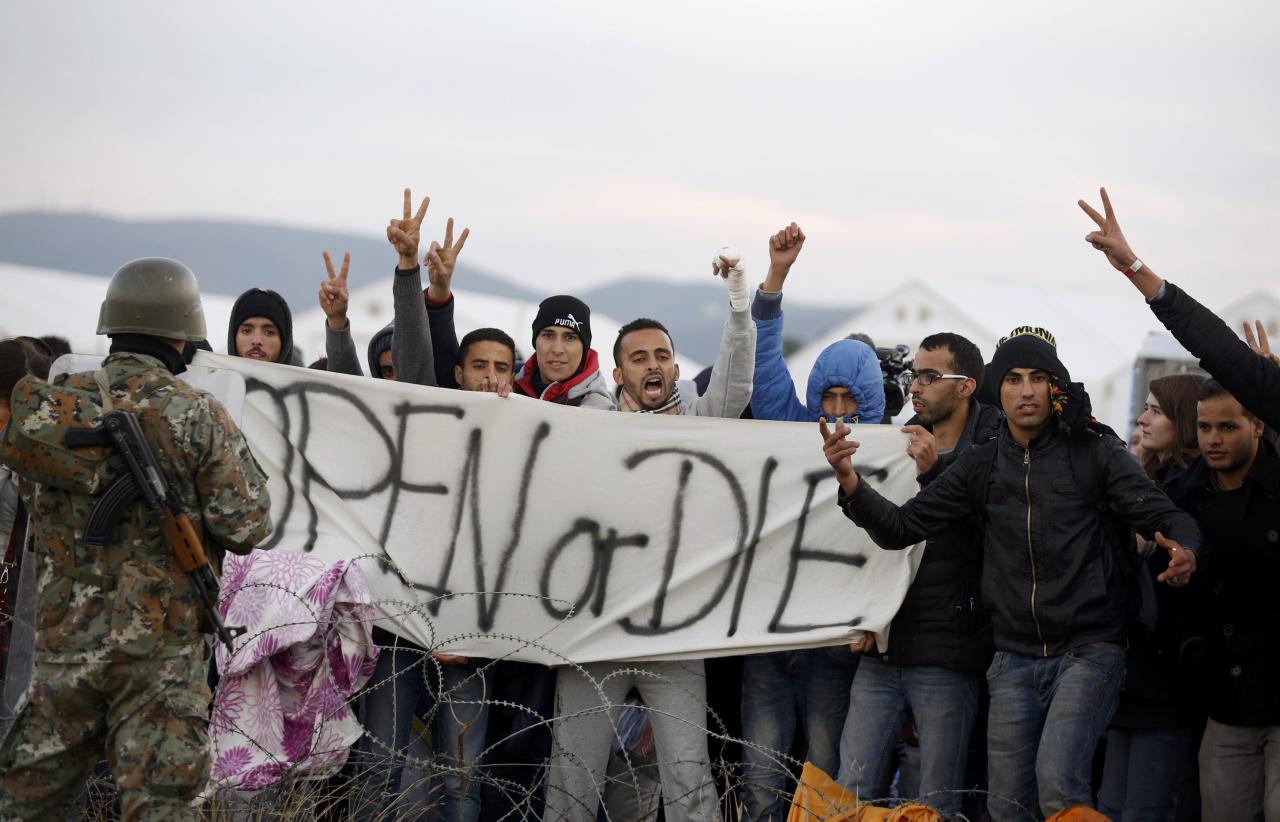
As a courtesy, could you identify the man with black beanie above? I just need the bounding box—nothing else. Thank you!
[511,294,613,409]
[820,326,1203,820]
[227,287,297,365]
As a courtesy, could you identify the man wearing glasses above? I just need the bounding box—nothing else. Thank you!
[835,333,999,816]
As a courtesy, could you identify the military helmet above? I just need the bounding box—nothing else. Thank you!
[97,257,207,342]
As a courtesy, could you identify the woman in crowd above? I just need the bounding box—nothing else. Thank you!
[1099,372,1206,821]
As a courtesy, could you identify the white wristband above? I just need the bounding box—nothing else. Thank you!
[1126,259,1144,277]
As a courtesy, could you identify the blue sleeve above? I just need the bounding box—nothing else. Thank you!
[749,290,810,422]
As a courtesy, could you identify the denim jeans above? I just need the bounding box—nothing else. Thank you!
[354,636,491,822]
[1198,718,1280,821]
[1098,724,1201,821]
[985,642,1125,822]
[835,656,980,815]
[740,647,860,821]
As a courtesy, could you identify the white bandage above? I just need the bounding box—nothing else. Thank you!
[714,246,748,311]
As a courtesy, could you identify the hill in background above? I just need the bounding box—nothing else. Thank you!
[0,211,856,364]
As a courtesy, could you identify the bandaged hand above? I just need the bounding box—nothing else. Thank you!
[713,246,748,311]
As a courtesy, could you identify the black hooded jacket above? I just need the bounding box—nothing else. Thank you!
[840,420,1203,659]
[879,399,1001,674]
[227,288,297,365]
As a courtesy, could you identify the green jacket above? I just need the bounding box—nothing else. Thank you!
[19,352,272,662]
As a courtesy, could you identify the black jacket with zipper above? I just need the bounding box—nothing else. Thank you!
[840,421,1203,659]
[879,399,1001,674]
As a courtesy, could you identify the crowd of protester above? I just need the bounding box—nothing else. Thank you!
[0,185,1278,821]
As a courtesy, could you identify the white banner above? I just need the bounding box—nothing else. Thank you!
[58,353,925,665]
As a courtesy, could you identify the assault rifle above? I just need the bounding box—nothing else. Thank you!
[65,409,246,651]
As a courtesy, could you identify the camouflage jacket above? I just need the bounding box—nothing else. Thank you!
[18,352,272,662]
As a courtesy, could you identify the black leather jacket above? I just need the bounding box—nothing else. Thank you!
[840,422,1203,658]
[879,400,1001,675]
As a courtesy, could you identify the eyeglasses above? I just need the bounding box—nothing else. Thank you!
[902,370,971,387]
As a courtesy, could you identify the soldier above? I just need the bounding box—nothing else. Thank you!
[0,258,273,820]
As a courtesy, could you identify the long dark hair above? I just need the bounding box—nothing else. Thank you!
[1141,373,1206,481]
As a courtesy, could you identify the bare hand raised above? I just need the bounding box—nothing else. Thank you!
[476,375,512,398]
[387,188,431,269]
[1243,320,1280,367]
[425,217,470,303]
[901,424,938,475]
[319,251,351,331]
[1078,187,1138,272]
[763,222,805,293]
[1154,531,1197,586]
[819,417,861,494]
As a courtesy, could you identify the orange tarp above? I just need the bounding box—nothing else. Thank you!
[785,762,943,822]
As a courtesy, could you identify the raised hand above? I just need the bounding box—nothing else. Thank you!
[475,374,512,398]
[387,188,431,269]
[319,251,351,331]
[1154,531,1197,586]
[1078,187,1138,272]
[763,222,805,293]
[711,246,748,311]
[901,424,939,475]
[819,417,861,494]
[425,216,471,303]
[1243,320,1280,367]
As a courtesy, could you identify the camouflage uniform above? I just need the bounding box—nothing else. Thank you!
[0,351,272,821]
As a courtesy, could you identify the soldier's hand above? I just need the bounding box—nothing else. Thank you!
[319,251,351,331]
[425,217,470,304]
[387,188,430,269]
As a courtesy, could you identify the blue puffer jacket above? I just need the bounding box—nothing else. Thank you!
[749,289,885,423]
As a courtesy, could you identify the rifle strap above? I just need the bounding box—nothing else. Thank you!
[94,370,115,412]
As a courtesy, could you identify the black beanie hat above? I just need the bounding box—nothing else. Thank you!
[989,326,1070,384]
[228,288,294,364]
[531,295,592,352]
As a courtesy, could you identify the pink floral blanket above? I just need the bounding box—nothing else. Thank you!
[208,549,379,790]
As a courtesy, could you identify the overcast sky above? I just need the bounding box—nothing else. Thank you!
[3,1,1277,306]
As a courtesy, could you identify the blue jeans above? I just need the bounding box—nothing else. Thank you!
[1098,725,1200,821]
[354,636,491,822]
[835,656,980,815]
[740,647,860,821]
[985,642,1126,822]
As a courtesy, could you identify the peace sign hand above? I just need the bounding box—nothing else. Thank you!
[387,188,431,269]
[1243,320,1280,367]
[425,217,471,303]
[319,251,351,331]
[1078,187,1138,273]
